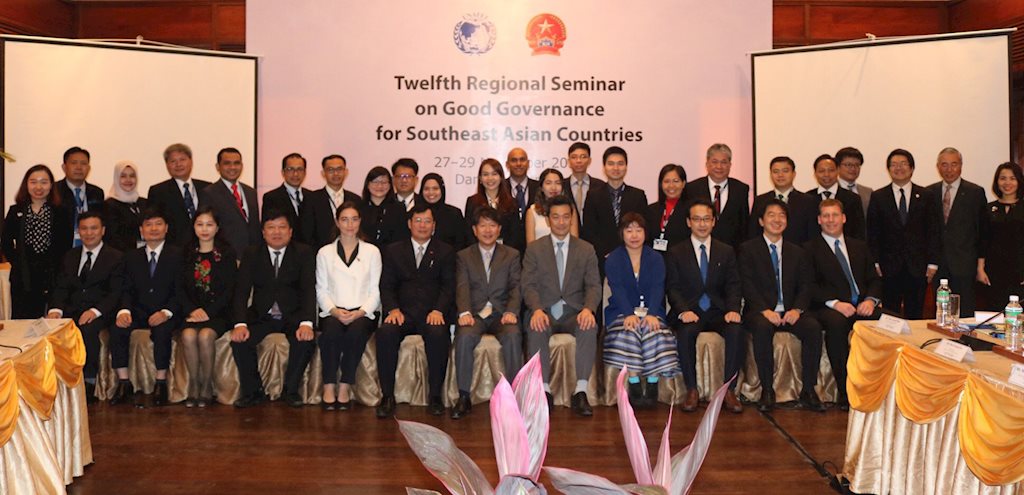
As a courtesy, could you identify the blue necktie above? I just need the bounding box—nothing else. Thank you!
[834,239,860,304]
[612,187,623,224]
[73,187,84,247]
[770,244,783,309]
[149,251,157,277]
[183,183,196,220]
[515,184,526,216]
[698,244,710,311]
[898,188,908,225]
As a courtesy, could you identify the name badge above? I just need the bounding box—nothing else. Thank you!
[875,314,910,334]
[934,339,975,363]
[653,238,668,252]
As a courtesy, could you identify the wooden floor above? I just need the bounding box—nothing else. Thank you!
[70,398,849,494]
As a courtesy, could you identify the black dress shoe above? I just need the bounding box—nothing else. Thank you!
[428,396,445,416]
[108,381,134,406]
[836,393,850,412]
[800,390,826,413]
[337,400,352,411]
[643,381,660,408]
[233,390,268,408]
[285,392,304,408]
[376,395,396,419]
[627,381,644,406]
[757,388,775,413]
[152,382,168,407]
[450,395,472,419]
[571,392,593,417]
[321,399,337,411]
[85,382,98,404]
[545,392,554,411]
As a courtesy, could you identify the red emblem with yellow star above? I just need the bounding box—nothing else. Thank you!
[525,13,566,56]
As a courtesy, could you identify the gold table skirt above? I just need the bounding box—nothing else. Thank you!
[0,319,93,494]
[844,321,1024,493]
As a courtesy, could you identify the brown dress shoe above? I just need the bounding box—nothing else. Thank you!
[681,388,699,412]
[724,390,743,414]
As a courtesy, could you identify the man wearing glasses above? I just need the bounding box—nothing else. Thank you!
[301,154,361,248]
[262,152,312,240]
[836,146,873,218]
[683,143,750,248]
[665,198,745,414]
[392,158,421,211]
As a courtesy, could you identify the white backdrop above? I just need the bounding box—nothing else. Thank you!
[752,31,1012,198]
[248,0,771,208]
[2,36,257,209]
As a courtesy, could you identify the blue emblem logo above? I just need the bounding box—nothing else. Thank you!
[453,13,496,55]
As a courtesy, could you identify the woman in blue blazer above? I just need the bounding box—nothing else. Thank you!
[603,212,679,407]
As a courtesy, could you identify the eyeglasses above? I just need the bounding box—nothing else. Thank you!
[411,217,434,224]
[324,167,346,174]
[689,216,714,224]
[369,178,390,186]
[396,174,415,180]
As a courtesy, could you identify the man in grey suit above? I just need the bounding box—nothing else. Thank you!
[199,147,260,254]
[928,147,987,316]
[836,146,874,217]
[451,206,523,419]
[521,195,602,417]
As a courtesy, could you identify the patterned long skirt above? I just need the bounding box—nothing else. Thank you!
[602,314,680,376]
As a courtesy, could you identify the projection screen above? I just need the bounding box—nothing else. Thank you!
[752,30,1012,198]
[2,35,257,210]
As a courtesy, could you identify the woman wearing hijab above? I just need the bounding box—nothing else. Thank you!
[103,160,148,252]
[420,173,468,250]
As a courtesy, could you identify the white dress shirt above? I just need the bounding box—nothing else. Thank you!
[118,241,173,319]
[690,235,711,265]
[815,184,839,199]
[222,178,250,218]
[315,240,381,318]
[708,179,730,209]
[174,178,200,210]
[48,243,105,318]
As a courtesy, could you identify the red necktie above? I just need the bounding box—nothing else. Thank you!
[232,183,248,221]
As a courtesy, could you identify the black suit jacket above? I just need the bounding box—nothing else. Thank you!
[866,183,941,277]
[359,198,410,248]
[805,234,882,308]
[927,180,987,278]
[55,179,104,241]
[301,187,361,248]
[2,203,74,292]
[50,245,124,317]
[806,187,866,240]
[199,180,261,255]
[738,238,812,313]
[233,242,316,329]
[684,177,749,247]
[120,244,184,319]
[262,184,312,234]
[665,238,741,318]
[581,183,648,260]
[749,190,818,245]
[562,175,607,230]
[147,178,211,246]
[380,238,456,319]
[645,200,691,249]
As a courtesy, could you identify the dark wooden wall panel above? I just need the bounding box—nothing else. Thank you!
[0,0,75,38]
[774,1,949,47]
[950,0,1024,31]
[77,4,215,47]
[773,5,806,46]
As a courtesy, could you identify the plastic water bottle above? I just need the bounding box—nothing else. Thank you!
[936,279,951,327]
[1006,295,1023,352]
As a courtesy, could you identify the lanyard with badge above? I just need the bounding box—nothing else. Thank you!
[653,203,673,252]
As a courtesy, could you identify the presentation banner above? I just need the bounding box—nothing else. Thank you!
[248,1,770,208]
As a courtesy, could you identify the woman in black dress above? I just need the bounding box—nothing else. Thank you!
[103,160,148,252]
[645,163,689,252]
[977,162,1024,310]
[180,206,237,407]
[2,164,72,318]
[420,173,467,250]
[464,158,523,251]
[359,166,409,247]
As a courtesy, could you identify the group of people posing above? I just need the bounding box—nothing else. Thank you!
[3,140,1021,419]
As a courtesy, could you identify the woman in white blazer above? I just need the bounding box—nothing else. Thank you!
[316,201,382,411]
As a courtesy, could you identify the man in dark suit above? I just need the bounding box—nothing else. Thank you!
[47,212,123,402]
[522,195,602,417]
[451,206,523,419]
[376,203,456,418]
[807,199,882,410]
[147,143,211,246]
[229,210,317,408]
[301,154,362,248]
[262,152,312,236]
[748,156,817,245]
[807,154,865,240]
[867,149,941,319]
[665,198,745,413]
[581,146,649,264]
[684,143,749,247]
[928,147,987,317]
[836,146,874,224]
[199,147,260,255]
[392,158,423,212]
[56,146,105,247]
[112,209,183,407]
[739,199,825,413]
[507,147,540,248]
[562,142,606,230]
